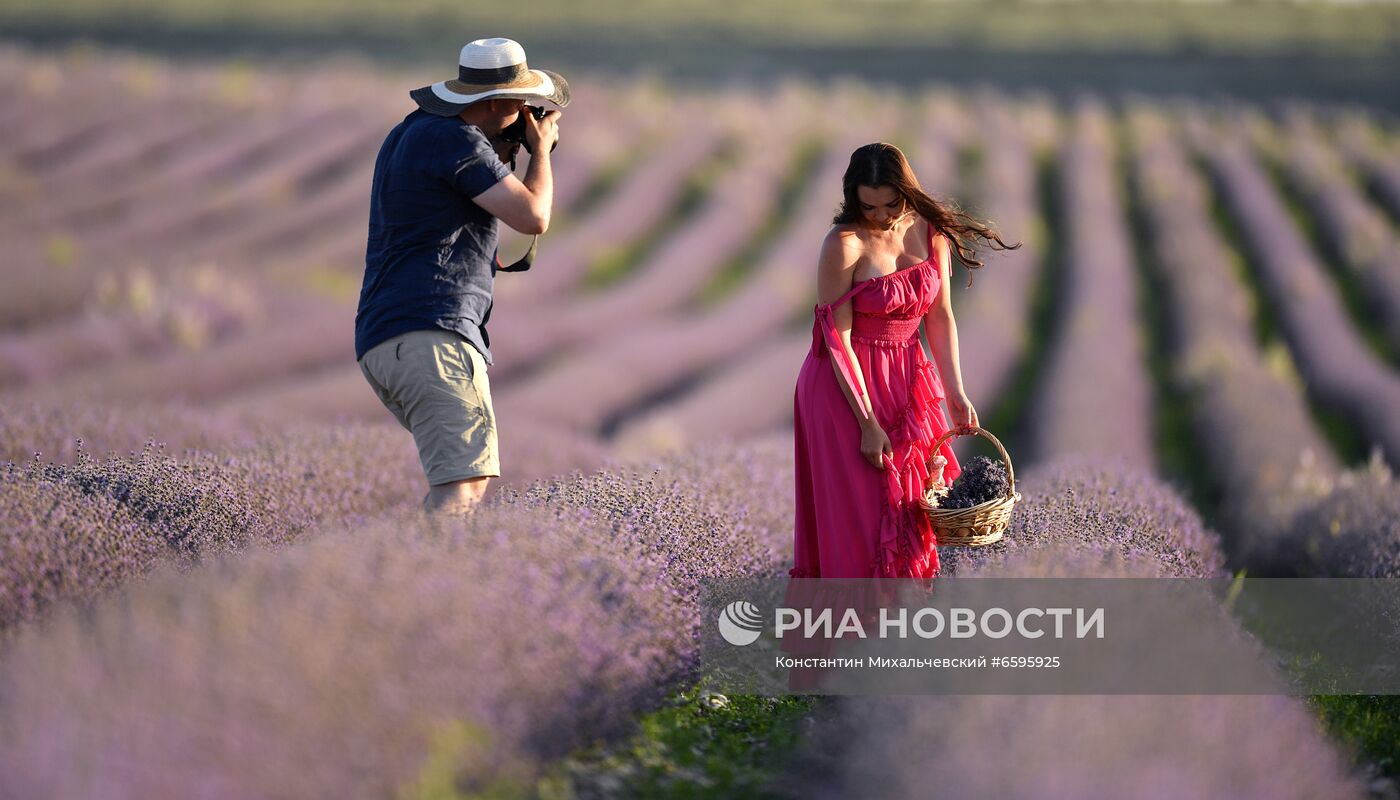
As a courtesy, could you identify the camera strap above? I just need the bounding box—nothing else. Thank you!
[495,234,539,272]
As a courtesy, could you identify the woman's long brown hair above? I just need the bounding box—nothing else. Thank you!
[833,142,1021,288]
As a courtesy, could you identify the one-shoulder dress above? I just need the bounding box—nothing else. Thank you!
[790,220,962,580]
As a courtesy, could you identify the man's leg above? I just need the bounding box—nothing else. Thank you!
[423,475,491,515]
[395,331,501,512]
[361,330,501,512]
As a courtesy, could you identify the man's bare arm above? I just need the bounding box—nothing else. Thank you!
[472,109,559,234]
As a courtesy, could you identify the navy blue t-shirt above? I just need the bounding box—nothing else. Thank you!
[355,109,513,365]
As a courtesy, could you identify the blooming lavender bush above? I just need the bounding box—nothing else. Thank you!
[0,399,263,463]
[1271,452,1400,579]
[939,454,1228,579]
[0,441,284,634]
[0,461,166,632]
[0,421,424,634]
[0,436,794,798]
[496,432,795,594]
[0,504,690,799]
[1025,97,1154,469]
[787,690,1367,800]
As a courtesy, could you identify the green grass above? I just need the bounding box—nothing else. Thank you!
[536,676,820,800]
[1308,695,1400,785]
[1228,603,1400,789]
[397,676,820,800]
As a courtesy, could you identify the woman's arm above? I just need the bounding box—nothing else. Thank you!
[923,229,979,428]
[816,229,878,429]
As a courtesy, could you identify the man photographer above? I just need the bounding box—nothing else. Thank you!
[355,37,566,515]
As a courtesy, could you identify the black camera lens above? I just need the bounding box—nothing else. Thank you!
[497,105,557,166]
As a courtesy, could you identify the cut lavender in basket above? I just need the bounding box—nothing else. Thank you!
[940,455,1010,509]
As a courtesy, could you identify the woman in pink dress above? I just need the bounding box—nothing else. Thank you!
[790,142,1020,581]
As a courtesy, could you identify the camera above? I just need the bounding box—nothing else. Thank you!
[499,104,557,155]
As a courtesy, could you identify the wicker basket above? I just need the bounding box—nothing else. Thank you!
[917,425,1021,547]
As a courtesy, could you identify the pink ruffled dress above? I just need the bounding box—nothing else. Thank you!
[790,221,962,580]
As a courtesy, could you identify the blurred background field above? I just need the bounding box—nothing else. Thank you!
[6,0,1400,107]
[4,2,1400,798]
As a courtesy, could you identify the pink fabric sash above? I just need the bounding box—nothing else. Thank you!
[810,279,876,421]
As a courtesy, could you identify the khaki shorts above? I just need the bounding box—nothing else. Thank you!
[359,328,500,484]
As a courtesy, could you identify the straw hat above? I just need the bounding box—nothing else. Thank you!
[410,37,570,116]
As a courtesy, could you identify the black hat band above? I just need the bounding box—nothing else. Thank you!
[458,63,529,84]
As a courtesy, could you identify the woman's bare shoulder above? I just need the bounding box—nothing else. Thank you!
[923,217,949,245]
[823,224,863,251]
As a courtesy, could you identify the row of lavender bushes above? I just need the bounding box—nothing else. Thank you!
[0,413,423,633]
[1268,107,1400,357]
[0,50,656,403]
[12,420,1371,799]
[0,435,792,798]
[1023,96,1154,468]
[1332,110,1400,225]
[1123,103,1340,568]
[1176,107,1400,578]
[1184,108,1400,469]
[491,96,727,305]
[485,100,800,375]
[0,397,624,633]
[939,89,1048,464]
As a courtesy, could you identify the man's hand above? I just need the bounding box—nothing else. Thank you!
[524,108,561,154]
[472,107,558,235]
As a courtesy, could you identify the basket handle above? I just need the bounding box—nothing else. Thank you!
[924,425,1017,497]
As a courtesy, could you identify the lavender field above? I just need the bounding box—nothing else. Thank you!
[3,42,1400,799]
